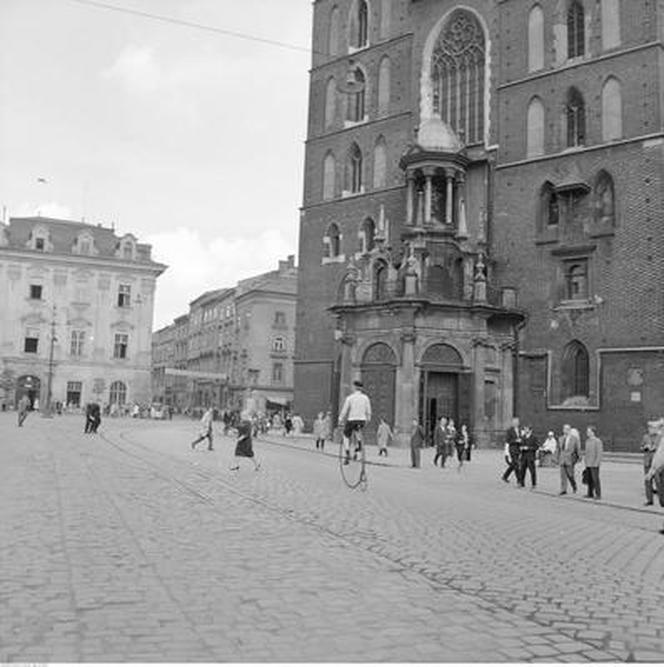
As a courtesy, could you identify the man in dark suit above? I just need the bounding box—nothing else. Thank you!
[502,417,522,483]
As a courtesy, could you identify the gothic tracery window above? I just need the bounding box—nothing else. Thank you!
[346,143,363,193]
[567,1,585,59]
[346,68,366,122]
[431,10,486,145]
[566,87,585,147]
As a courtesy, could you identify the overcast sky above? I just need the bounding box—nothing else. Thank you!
[0,0,311,329]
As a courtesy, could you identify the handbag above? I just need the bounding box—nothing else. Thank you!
[581,467,590,485]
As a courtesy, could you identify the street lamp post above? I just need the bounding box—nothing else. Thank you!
[43,304,57,418]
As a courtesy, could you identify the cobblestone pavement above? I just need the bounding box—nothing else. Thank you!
[2,414,664,662]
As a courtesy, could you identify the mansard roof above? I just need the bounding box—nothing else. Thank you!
[2,216,163,268]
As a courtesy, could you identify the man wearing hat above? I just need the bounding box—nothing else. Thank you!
[338,379,372,465]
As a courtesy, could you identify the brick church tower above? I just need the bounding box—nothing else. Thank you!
[295,0,664,449]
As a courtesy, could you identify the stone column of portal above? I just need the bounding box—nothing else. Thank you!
[446,172,454,225]
[424,172,433,226]
[500,342,515,428]
[394,330,416,447]
[338,333,356,416]
[472,340,488,448]
[456,173,468,239]
[406,174,415,225]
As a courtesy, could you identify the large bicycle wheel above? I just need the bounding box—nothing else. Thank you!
[339,429,367,490]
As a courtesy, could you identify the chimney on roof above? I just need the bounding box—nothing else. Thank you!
[287,254,295,268]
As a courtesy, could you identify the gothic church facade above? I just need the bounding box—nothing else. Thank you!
[295,0,664,449]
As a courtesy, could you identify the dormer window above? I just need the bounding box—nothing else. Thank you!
[35,238,45,252]
[117,234,137,260]
[123,243,133,259]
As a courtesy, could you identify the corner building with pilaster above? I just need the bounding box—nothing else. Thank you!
[295,0,664,449]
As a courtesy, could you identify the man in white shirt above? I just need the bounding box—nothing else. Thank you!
[338,380,372,465]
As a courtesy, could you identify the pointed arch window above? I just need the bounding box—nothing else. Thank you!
[594,170,615,226]
[528,5,544,72]
[324,77,336,129]
[328,6,340,56]
[567,1,585,59]
[323,152,336,200]
[539,182,559,228]
[346,68,366,122]
[345,143,363,194]
[562,340,589,399]
[526,97,545,158]
[374,261,388,301]
[566,87,586,147]
[431,9,486,145]
[373,137,387,189]
[377,56,391,116]
[361,218,376,253]
[601,77,622,141]
[357,0,369,48]
[325,223,342,258]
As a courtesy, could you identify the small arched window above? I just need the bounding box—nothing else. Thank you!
[565,262,588,300]
[361,218,376,253]
[601,0,621,50]
[324,77,336,129]
[601,77,622,141]
[526,97,545,157]
[594,170,615,226]
[326,223,341,258]
[374,261,388,301]
[528,5,544,72]
[109,380,127,405]
[345,143,363,194]
[377,57,391,116]
[323,152,336,200]
[567,1,585,59]
[540,182,559,228]
[562,340,589,398]
[328,5,340,56]
[346,68,366,122]
[566,87,586,147]
[373,136,387,189]
[357,0,369,48]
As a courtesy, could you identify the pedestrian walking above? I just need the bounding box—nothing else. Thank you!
[284,414,293,436]
[644,419,664,534]
[502,417,522,483]
[410,418,425,468]
[230,414,261,472]
[313,411,326,450]
[518,426,538,488]
[583,425,603,500]
[433,417,448,467]
[376,417,393,457]
[461,424,472,461]
[454,424,468,472]
[85,402,101,434]
[191,407,214,451]
[642,419,664,506]
[558,424,581,495]
[445,419,457,461]
[17,394,30,427]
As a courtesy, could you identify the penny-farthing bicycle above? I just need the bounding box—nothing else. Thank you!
[339,425,368,491]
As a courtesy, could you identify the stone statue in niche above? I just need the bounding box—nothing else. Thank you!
[595,177,614,225]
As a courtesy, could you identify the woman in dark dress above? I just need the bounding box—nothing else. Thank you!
[230,416,261,472]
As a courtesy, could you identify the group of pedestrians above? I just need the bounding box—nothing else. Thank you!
[432,417,472,471]
[501,418,604,498]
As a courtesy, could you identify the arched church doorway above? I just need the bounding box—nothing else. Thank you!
[360,343,396,444]
[15,375,41,409]
[418,344,471,444]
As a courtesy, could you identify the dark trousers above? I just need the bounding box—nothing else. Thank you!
[519,455,537,487]
[410,445,421,468]
[18,410,28,427]
[433,447,446,467]
[315,438,325,450]
[502,452,520,482]
[586,466,601,498]
[560,463,577,493]
[192,431,213,450]
[644,453,664,506]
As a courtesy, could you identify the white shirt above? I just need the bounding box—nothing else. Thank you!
[339,390,372,423]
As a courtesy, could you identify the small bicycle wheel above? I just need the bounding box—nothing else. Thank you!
[339,428,367,490]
